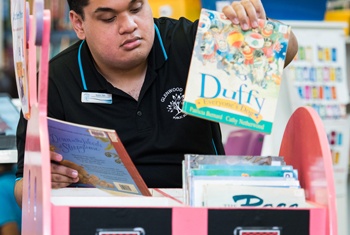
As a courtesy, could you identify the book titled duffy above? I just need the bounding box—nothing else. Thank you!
[182,9,291,134]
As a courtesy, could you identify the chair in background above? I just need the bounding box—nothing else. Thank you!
[224,129,265,155]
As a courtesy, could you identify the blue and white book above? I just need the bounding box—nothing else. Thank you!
[190,176,300,206]
[202,184,306,208]
[191,168,298,179]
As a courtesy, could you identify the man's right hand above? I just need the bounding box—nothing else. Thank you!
[14,152,80,207]
[50,151,79,188]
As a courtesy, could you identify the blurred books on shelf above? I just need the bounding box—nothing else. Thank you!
[202,185,306,208]
[183,154,305,207]
[0,93,20,163]
[2,0,78,88]
[327,0,350,10]
[324,9,350,35]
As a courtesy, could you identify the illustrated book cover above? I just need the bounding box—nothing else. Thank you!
[47,117,151,196]
[202,184,306,208]
[182,154,289,205]
[182,8,291,134]
[191,168,298,178]
[11,0,30,119]
[189,176,300,206]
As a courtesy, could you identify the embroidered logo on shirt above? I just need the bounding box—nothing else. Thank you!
[161,87,187,120]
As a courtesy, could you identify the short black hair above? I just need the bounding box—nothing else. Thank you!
[67,0,90,20]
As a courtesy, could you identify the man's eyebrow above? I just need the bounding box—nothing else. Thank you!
[93,0,139,14]
[93,7,117,14]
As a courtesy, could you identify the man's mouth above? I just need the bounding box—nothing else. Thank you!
[120,36,142,48]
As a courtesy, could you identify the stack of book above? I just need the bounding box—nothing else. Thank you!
[183,154,306,207]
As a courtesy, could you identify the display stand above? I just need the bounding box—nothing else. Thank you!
[19,3,337,235]
[262,20,348,235]
[20,1,52,234]
[279,106,337,235]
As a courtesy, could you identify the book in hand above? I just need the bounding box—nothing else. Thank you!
[182,8,291,134]
[47,117,151,196]
[202,185,306,208]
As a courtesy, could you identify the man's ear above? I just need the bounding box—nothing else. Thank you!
[69,10,86,40]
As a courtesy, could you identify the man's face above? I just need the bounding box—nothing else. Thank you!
[72,0,155,71]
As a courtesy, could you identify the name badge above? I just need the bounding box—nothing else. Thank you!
[81,92,112,104]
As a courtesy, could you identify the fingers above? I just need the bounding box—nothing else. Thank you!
[222,0,266,30]
[50,154,79,189]
[50,151,63,162]
[51,164,79,188]
[248,0,266,20]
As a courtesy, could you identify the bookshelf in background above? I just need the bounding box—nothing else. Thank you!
[42,0,78,57]
[1,0,78,87]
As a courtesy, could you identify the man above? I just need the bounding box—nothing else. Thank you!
[15,0,298,206]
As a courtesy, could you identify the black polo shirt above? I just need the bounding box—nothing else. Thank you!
[16,17,225,188]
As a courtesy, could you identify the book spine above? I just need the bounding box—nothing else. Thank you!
[109,132,152,196]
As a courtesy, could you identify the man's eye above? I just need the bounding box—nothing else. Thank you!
[130,6,142,13]
[102,16,116,22]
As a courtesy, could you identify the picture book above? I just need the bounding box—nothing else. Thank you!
[198,164,293,171]
[189,176,300,206]
[202,185,306,208]
[47,117,151,196]
[185,154,286,169]
[197,164,297,178]
[191,168,298,179]
[182,154,287,205]
[11,0,30,119]
[182,8,291,134]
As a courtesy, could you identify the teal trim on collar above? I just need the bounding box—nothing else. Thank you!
[154,23,168,61]
[78,40,88,91]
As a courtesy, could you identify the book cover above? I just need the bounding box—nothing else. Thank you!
[47,117,151,196]
[186,154,286,169]
[182,8,291,134]
[191,168,298,179]
[11,0,30,119]
[189,176,300,206]
[199,164,292,171]
[202,185,306,208]
[182,154,286,205]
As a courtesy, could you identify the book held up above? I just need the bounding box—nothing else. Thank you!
[182,8,291,134]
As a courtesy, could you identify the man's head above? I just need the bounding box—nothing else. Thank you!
[68,0,155,74]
